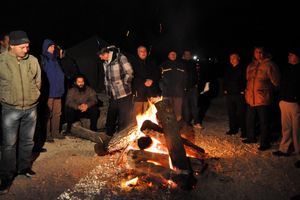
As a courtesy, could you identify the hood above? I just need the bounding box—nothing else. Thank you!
[42,39,55,56]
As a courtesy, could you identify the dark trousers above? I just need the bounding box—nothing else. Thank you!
[246,105,271,146]
[182,88,200,124]
[106,95,132,136]
[225,94,246,134]
[65,106,99,131]
[198,93,211,123]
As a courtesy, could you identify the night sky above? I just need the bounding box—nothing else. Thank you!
[1,0,299,63]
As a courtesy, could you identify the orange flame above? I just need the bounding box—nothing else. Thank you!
[124,177,139,187]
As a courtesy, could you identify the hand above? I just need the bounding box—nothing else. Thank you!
[78,104,88,112]
[144,79,153,87]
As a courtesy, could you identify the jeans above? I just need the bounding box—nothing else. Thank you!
[0,106,37,179]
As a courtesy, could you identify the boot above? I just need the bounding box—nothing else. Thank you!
[46,132,54,143]
[0,178,13,195]
[53,132,65,139]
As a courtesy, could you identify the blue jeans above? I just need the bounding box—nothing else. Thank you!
[0,106,37,179]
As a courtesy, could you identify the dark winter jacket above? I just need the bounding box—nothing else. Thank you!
[41,39,65,98]
[131,56,161,101]
[223,64,246,95]
[65,86,98,110]
[279,62,300,103]
[159,60,187,97]
[182,59,198,90]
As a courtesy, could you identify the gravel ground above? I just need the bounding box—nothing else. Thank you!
[1,97,300,200]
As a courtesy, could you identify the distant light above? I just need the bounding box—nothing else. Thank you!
[193,55,198,60]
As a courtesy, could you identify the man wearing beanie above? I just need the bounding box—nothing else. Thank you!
[0,30,41,194]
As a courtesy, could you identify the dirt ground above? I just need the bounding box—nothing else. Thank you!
[1,97,300,200]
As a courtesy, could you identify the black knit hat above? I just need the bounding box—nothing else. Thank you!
[9,30,30,45]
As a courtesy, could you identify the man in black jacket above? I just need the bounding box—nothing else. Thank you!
[131,46,160,119]
[223,53,246,137]
[181,50,202,129]
[160,50,187,122]
[273,48,300,167]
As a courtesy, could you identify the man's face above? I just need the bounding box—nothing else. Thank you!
[137,47,147,60]
[10,43,29,59]
[168,51,177,61]
[254,48,264,61]
[1,35,9,48]
[99,52,109,61]
[230,54,240,67]
[182,51,192,60]
[76,77,85,88]
[47,44,55,54]
[288,53,299,65]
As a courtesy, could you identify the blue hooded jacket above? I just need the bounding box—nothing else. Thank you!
[42,39,65,98]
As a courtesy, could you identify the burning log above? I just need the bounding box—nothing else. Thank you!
[141,120,205,155]
[106,123,138,153]
[126,150,198,190]
[154,99,193,176]
[126,150,207,173]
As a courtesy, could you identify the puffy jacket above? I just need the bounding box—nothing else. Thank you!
[0,51,41,109]
[245,58,280,106]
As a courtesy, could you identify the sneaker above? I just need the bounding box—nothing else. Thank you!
[242,138,257,144]
[32,147,47,153]
[258,144,271,151]
[0,178,12,195]
[272,150,290,157]
[18,168,36,178]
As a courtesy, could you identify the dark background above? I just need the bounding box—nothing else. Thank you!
[2,0,299,66]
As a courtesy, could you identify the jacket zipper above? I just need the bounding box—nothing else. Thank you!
[18,61,25,108]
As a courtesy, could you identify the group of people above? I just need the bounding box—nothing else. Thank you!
[223,46,300,169]
[1,29,299,195]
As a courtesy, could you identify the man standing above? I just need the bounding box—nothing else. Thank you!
[181,50,202,129]
[98,45,133,136]
[272,48,300,166]
[223,53,246,137]
[242,47,280,151]
[0,30,41,194]
[159,50,187,122]
[65,74,99,132]
[41,39,65,142]
[131,45,160,118]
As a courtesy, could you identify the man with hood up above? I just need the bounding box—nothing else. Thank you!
[41,39,65,142]
[98,45,133,136]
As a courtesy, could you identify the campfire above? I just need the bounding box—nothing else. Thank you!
[101,98,208,190]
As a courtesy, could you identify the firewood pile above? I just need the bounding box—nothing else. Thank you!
[101,99,209,190]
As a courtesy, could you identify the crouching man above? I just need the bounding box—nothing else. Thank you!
[65,74,99,133]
